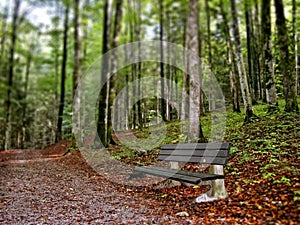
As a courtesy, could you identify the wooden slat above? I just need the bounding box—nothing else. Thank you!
[134,167,201,184]
[159,149,229,157]
[131,142,230,183]
[157,155,228,165]
[148,167,224,181]
[161,142,230,150]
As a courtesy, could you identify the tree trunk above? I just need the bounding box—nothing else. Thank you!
[127,0,136,129]
[0,2,9,149]
[73,0,80,98]
[165,9,171,121]
[72,0,81,148]
[205,0,215,111]
[0,1,8,79]
[292,0,298,95]
[186,0,202,142]
[4,0,20,150]
[53,0,61,144]
[274,0,299,112]
[107,0,123,145]
[253,0,262,101]
[136,0,142,128]
[245,1,255,103]
[96,0,110,147]
[20,44,34,149]
[261,0,278,112]
[230,0,255,123]
[159,0,166,121]
[219,0,240,113]
[181,19,188,134]
[56,3,69,142]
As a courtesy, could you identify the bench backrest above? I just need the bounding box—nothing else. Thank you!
[158,142,230,165]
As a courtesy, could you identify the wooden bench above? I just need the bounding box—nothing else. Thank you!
[131,142,230,184]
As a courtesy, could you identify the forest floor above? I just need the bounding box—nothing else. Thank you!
[0,109,300,224]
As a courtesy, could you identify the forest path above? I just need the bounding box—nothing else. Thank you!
[0,141,175,224]
[1,139,299,224]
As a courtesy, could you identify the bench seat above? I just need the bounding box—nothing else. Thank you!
[134,166,224,184]
[131,142,230,184]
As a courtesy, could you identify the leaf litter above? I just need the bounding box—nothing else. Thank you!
[0,112,299,224]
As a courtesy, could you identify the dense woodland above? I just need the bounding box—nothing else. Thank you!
[0,0,299,150]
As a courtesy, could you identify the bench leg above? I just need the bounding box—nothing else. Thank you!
[195,179,228,203]
[196,165,228,203]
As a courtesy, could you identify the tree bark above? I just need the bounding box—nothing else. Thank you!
[274,0,299,112]
[292,0,298,95]
[219,0,240,113]
[252,0,261,102]
[186,0,202,142]
[56,3,69,142]
[4,0,21,150]
[0,1,9,150]
[261,0,278,112]
[96,0,110,147]
[107,0,123,145]
[53,0,61,144]
[230,0,255,123]
[73,0,80,98]
[205,0,215,111]
[244,1,255,103]
[72,0,81,148]
[19,42,34,149]
[159,0,166,121]
[136,0,142,128]
[0,1,8,79]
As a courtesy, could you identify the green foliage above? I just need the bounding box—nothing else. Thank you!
[262,172,276,180]
[294,190,300,202]
[273,176,291,186]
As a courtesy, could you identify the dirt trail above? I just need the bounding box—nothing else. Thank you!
[1,141,299,224]
[0,142,176,224]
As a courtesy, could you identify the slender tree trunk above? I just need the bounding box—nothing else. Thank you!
[245,1,255,103]
[4,0,20,150]
[186,0,202,142]
[136,0,142,128]
[124,42,129,130]
[165,9,171,121]
[274,0,299,112]
[73,0,80,98]
[261,0,278,112]
[230,0,254,123]
[107,0,123,145]
[127,0,136,129]
[181,19,188,134]
[56,3,69,142]
[219,0,240,113]
[96,0,110,147]
[253,0,262,101]
[0,2,8,79]
[159,0,166,121]
[53,0,60,144]
[72,0,81,148]
[20,45,33,149]
[251,0,261,102]
[0,2,9,150]
[205,0,215,111]
[292,0,298,95]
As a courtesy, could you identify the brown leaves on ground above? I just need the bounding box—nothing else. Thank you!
[1,112,300,224]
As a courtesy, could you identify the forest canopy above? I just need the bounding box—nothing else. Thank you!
[0,0,299,150]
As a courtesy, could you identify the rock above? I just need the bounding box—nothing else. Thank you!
[175,211,189,217]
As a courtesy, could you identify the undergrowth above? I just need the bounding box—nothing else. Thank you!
[110,98,300,201]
